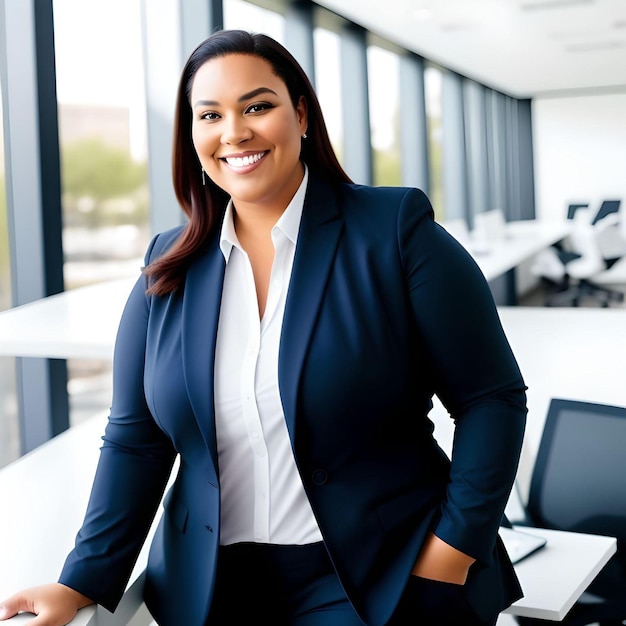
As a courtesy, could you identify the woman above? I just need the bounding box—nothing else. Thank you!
[0,30,527,626]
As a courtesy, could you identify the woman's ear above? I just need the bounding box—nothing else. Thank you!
[297,96,308,135]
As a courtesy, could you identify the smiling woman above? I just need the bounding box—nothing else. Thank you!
[0,29,527,626]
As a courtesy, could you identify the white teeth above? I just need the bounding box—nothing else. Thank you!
[225,152,264,167]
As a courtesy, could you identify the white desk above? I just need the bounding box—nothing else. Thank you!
[504,527,616,620]
[0,414,158,626]
[474,220,570,283]
[441,219,571,283]
[0,278,134,360]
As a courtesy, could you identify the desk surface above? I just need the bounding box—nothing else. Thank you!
[505,527,616,620]
[472,220,570,282]
[0,277,135,360]
[0,414,157,626]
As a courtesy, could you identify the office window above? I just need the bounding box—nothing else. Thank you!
[424,64,444,220]
[314,27,344,163]
[53,0,149,290]
[0,80,19,468]
[53,0,149,426]
[224,0,285,40]
[367,45,401,186]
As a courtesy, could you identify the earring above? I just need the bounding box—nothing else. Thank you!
[201,168,206,186]
[302,133,307,139]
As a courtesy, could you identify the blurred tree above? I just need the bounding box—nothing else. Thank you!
[63,138,145,200]
[61,138,148,227]
[373,148,401,187]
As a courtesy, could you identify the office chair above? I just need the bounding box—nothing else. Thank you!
[592,199,621,225]
[566,202,589,220]
[515,398,626,626]
[534,204,625,307]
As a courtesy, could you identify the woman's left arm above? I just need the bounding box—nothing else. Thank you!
[397,188,528,571]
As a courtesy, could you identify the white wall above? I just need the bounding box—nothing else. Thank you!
[532,92,626,221]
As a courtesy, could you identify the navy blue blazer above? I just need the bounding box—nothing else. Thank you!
[60,174,527,626]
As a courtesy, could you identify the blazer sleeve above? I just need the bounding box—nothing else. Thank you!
[397,188,527,565]
[58,232,178,611]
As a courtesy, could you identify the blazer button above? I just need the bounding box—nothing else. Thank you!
[311,469,328,485]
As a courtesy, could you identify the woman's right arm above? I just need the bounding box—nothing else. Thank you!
[0,232,181,622]
[0,583,93,625]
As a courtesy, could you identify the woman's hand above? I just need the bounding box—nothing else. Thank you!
[0,583,93,625]
[411,532,476,585]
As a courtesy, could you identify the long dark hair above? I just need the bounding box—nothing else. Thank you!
[145,29,352,295]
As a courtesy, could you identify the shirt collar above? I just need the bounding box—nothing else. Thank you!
[219,165,309,263]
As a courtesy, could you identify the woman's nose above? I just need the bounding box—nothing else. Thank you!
[221,116,252,144]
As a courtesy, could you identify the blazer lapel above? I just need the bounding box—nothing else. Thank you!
[279,176,343,442]
[181,231,225,479]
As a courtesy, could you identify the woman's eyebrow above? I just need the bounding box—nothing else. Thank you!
[193,87,278,108]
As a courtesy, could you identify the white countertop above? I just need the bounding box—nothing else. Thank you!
[0,278,135,360]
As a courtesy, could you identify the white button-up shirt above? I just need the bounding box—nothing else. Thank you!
[214,167,323,546]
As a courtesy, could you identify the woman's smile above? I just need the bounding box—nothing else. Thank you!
[220,150,268,171]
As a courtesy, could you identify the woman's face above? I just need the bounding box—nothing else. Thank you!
[190,53,307,213]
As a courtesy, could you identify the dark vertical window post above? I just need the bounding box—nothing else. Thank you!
[0,0,69,453]
[339,23,373,185]
[285,0,316,86]
[441,71,468,222]
[463,80,489,229]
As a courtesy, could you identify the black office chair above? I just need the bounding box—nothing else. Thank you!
[516,398,626,626]
[538,201,625,307]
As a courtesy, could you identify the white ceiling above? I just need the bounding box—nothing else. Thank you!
[315,0,626,98]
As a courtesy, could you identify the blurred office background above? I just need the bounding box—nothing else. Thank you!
[1,0,625,469]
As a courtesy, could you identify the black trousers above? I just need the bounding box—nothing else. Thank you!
[207,542,493,625]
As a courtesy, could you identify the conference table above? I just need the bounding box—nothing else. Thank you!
[0,217,621,624]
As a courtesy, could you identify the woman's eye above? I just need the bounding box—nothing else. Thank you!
[201,111,220,121]
[245,102,273,114]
